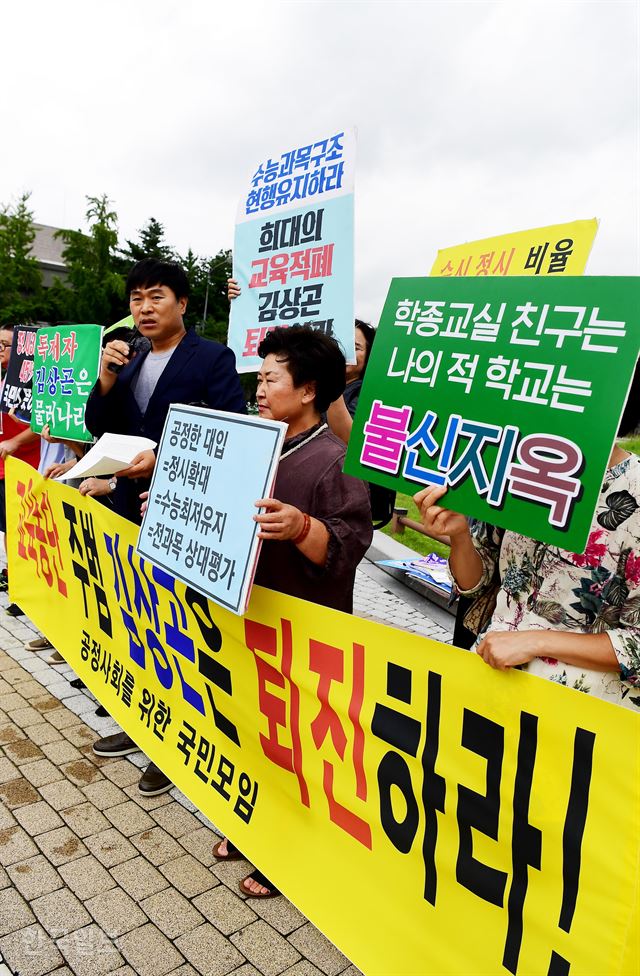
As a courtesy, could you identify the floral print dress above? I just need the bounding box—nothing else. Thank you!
[457,454,640,712]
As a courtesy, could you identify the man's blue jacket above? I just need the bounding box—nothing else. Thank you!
[85,329,247,523]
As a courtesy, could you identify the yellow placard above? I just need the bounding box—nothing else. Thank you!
[430,219,598,278]
[7,460,639,976]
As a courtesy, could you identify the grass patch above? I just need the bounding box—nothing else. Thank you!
[620,436,640,455]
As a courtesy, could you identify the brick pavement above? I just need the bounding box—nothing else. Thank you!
[0,555,452,976]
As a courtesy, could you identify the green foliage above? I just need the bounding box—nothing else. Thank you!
[183,248,232,335]
[0,192,43,325]
[620,437,640,455]
[55,195,125,325]
[0,191,241,358]
[119,216,176,267]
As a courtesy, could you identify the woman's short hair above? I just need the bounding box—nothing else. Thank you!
[618,359,640,437]
[258,326,346,413]
[355,318,376,371]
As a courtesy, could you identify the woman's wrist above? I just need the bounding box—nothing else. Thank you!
[449,529,484,591]
[292,512,312,545]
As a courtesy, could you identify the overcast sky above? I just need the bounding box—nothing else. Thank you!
[1,0,637,322]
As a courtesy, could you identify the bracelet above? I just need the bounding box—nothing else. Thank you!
[292,512,312,545]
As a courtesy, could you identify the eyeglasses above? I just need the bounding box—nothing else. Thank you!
[0,342,12,350]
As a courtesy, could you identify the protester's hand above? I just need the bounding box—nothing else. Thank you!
[44,459,77,480]
[254,498,305,540]
[115,450,156,480]
[41,424,65,444]
[100,339,131,376]
[0,438,19,460]
[413,485,469,540]
[79,477,113,498]
[140,491,149,517]
[227,278,241,301]
[475,631,542,670]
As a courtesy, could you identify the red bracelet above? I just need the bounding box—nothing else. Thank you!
[292,512,312,545]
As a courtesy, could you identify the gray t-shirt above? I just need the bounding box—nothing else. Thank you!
[132,347,175,413]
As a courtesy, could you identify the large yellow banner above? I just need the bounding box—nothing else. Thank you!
[7,460,639,976]
[430,218,598,278]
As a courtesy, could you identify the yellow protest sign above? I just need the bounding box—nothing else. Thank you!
[7,460,639,976]
[430,218,598,278]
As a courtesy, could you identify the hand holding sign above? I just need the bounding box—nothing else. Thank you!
[413,485,469,541]
[254,497,305,540]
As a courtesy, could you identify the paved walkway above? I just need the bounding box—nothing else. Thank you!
[0,553,452,976]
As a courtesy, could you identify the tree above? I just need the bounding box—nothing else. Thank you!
[119,216,175,267]
[181,248,232,340]
[54,195,125,325]
[0,192,43,325]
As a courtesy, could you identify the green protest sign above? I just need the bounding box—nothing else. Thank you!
[31,325,102,443]
[344,276,640,552]
[103,314,134,339]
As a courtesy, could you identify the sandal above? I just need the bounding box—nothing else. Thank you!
[239,868,281,899]
[212,839,244,861]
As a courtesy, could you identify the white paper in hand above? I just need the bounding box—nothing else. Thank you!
[56,433,157,480]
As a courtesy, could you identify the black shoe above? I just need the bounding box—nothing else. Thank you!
[0,569,8,593]
[138,762,172,797]
[92,732,139,757]
[6,603,24,617]
[70,678,87,689]
[95,705,110,718]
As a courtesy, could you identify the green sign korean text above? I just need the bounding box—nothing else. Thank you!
[31,324,102,443]
[344,276,640,552]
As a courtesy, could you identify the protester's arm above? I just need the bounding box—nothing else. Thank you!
[67,441,86,459]
[41,425,86,458]
[475,629,620,671]
[0,426,40,459]
[78,477,116,499]
[297,459,373,576]
[326,395,353,445]
[254,498,330,566]
[475,532,640,679]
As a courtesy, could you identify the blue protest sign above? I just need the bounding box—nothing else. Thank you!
[228,127,356,372]
[136,406,286,615]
